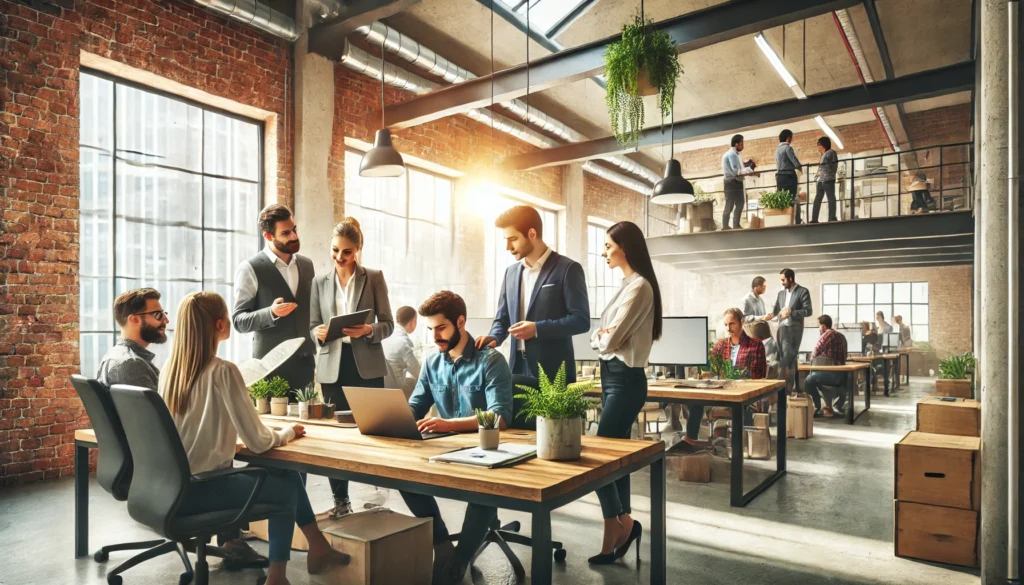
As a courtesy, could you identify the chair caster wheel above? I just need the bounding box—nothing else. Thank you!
[94,550,109,562]
[554,548,567,562]
[179,571,194,585]
[107,576,122,585]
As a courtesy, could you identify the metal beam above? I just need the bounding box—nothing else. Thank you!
[861,0,914,147]
[308,0,421,60]
[684,251,975,273]
[384,0,861,129]
[506,61,975,171]
[695,256,974,275]
[665,243,974,267]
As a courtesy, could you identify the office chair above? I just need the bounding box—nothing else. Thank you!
[108,384,291,585]
[460,374,566,581]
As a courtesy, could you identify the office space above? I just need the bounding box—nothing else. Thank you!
[0,0,1015,584]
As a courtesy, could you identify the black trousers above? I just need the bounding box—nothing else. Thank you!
[595,358,648,519]
[320,343,384,503]
[812,181,837,222]
[722,180,745,229]
[776,172,801,223]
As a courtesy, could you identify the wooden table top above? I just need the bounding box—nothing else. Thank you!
[797,362,871,371]
[585,378,784,403]
[848,354,900,361]
[76,417,664,504]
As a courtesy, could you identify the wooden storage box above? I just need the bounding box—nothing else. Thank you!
[895,501,979,568]
[895,431,981,510]
[786,395,813,439]
[669,450,711,483]
[917,396,981,437]
[935,378,973,399]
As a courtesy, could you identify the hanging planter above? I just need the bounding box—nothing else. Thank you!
[605,12,681,145]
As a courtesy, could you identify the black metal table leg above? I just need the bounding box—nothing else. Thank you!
[729,405,744,507]
[530,511,552,585]
[75,442,89,558]
[650,454,667,585]
[846,374,855,425]
[777,390,787,473]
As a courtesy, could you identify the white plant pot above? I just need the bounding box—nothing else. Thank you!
[270,397,289,416]
[479,428,499,450]
[536,416,582,461]
[255,397,270,414]
[298,401,310,420]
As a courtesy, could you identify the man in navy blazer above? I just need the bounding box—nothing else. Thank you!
[476,206,590,382]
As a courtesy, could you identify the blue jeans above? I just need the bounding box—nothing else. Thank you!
[805,371,847,410]
[596,358,648,519]
[178,468,315,563]
[399,491,496,569]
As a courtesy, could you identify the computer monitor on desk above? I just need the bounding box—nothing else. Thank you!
[573,316,709,368]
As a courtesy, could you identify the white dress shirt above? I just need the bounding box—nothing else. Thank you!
[232,246,301,321]
[335,271,357,344]
[782,287,793,326]
[591,273,656,368]
[517,246,553,351]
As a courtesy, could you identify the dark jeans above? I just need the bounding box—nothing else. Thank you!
[179,468,315,563]
[400,491,496,569]
[812,181,837,222]
[805,371,847,410]
[685,401,706,440]
[596,358,648,519]
[321,343,384,503]
[776,172,801,223]
[777,325,803,392]
[722,180,745,229]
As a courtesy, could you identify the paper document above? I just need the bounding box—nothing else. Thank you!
[237,338,305,387]
[325,309,373,343]
[670,380,728,389]
[429,443,536,468]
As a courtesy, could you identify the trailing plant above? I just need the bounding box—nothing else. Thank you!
[758,189,796,210]
[257,376,290,399]
[939,352,976,380]
[295,383,319,404]
[514,362,595,421]
[604,12,681,145]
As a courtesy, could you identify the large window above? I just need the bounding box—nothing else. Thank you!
[79,72,261,375]
[821,282,929,341]
[487,197,558,312]
[586,223,621,316]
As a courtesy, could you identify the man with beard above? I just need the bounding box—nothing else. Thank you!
[232,204,316,397]
[405,291,512,585]
[477,205,589,383]
[97,288,168,390]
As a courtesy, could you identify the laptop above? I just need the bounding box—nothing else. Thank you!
[341,387,456,441]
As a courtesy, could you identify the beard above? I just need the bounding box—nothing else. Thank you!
[141,322,167,344]
[273,236,300,254]
[512,240,534,261]
[434,327,462,355]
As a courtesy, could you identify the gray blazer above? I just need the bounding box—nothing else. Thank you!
[772,285,813,329]
[309,265,394,383]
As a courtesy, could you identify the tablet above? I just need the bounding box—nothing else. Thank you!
[324,309,373,343]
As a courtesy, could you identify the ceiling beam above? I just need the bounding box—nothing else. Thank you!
[691,255,974,275]
[665,243,974,268]
[309,0,421,60]
[684,251,975,273]
[861,0,913,147]
[383,0,861,129]
[505,61,975,171]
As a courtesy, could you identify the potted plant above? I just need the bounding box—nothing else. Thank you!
[604,12,681,145]
[249,379,271,414]
[758,189,797,227]
[295,385,318,420]
[936,352,976,398]
[476,409,500,450]
[305,383,324,419]
[264,376,290,416]
[323,399,336,420]
[515,363,595,461]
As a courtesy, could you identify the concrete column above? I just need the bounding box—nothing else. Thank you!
[979,0,1010,581]
[562,162,587,264]
[293,0,337,277]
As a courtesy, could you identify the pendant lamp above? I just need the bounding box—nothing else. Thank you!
[650,106,693,205]
[360,32,405,178]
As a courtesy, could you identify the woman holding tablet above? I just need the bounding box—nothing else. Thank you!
[310,217,394,517]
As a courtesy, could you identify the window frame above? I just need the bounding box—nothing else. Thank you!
[585,220,621,317]
[820,281,930,341]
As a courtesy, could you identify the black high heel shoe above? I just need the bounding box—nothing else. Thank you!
[613,520,642,564]
[587,550,618,565]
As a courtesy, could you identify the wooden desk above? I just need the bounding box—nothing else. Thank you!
[848,354,900,395]
[74,422,667,585]
[796,362,872,423]
[586,379,786,507]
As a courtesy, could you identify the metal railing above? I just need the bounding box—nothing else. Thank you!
[676,142,973,229]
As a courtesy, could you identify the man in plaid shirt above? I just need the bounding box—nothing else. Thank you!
[806,315,849,417]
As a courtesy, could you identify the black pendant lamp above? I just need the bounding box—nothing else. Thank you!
[650,105,693,205]
[360,31,406,178]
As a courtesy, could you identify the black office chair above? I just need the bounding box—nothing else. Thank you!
[108,384,290,585]
[462,374,566,581]
[70,376,167,562]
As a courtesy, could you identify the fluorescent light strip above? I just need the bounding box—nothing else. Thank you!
[754,33,801,92]
[815,115,845,150]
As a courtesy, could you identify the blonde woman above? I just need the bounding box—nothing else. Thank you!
[310,217,394,516]
[159,291,346,585]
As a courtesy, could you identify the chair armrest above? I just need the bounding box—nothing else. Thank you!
[190,466,268,528]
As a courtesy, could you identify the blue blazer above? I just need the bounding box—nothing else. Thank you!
[487,250,590,382]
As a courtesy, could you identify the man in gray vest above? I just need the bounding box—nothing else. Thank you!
[232,203,316,397]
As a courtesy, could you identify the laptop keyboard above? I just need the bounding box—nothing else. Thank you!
[420,431,455,440]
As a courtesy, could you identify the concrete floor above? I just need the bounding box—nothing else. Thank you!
[0,377,981,585]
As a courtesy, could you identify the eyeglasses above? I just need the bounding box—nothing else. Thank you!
[133,310,169,320]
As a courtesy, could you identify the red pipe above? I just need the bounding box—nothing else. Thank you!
[831,11,895,151]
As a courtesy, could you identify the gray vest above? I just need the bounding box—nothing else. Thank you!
[248,252,315,361]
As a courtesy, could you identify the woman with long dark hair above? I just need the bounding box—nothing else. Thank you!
[588,221,662,566]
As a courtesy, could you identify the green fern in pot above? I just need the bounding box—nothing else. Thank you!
[605,12,681,145]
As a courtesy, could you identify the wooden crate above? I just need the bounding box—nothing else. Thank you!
[895,501,978,568]
[322,511,433,585]
[669,451,711,483]
[935,378,972,398]
[895,431,981,510]
[786,395,813,439]
[917,396,981,437]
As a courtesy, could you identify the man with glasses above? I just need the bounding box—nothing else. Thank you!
[96,288,168,390]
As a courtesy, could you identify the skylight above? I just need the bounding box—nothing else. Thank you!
[497,0,593,37]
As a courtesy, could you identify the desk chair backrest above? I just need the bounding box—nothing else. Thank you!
[510,375,538,431]
[71,375,133,500]
[109,384,192,537]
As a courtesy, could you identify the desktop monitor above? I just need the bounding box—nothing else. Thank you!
[648,316,710,367]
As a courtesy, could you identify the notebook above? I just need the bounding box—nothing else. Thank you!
[429,443,537,468]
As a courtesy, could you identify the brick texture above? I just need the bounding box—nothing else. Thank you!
[0,0,292,486]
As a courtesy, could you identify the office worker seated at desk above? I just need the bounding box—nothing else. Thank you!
[805,315,849,418]
[158,292,346,585]
[404,290,512,585]
[97,288,168,390]
[383,305,422,397]
[677,308,766,453]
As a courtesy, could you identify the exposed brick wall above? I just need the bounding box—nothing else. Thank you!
[905,103,972,148]
[0,0,292,486]
[583,174,676,237]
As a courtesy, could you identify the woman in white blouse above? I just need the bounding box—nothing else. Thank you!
[588,221,663,566]
[160,292,346,585]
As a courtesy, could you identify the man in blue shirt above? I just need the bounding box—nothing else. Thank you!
[403,290,512,585]
[721,134,757,229]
